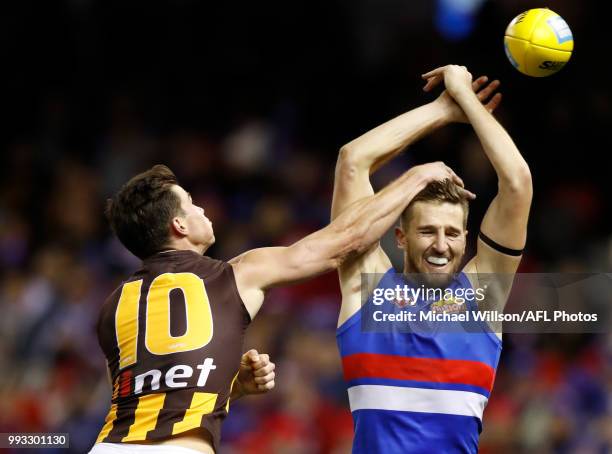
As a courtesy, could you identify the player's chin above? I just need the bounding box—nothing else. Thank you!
[421,262,456,285]
[424,273,454,288]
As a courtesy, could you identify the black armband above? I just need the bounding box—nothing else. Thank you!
[478,231,524,257]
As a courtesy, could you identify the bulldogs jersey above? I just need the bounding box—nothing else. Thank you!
[337,269,502,453]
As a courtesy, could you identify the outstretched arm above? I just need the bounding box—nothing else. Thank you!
[422,65,532,274]
[231,163,473,318]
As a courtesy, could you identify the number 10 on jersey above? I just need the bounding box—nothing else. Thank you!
[115,272,214,369]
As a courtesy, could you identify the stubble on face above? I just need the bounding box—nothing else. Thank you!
[401,202,467,289]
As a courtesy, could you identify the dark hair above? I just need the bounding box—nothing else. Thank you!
[106,165,183,259]
[401,179,469,228]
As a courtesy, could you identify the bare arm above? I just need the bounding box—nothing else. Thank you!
[232,163,469,318]
[332,77,502,284]
[331,103,450,281]
[332,76,500,221]
[423,65,532,274]
[333,102,449,217]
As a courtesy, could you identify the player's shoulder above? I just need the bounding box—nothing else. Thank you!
[196,255,232,280]
[190,253,226,269]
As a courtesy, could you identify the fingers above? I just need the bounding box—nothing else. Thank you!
[422,66,447,79]
[485,92,502,113]
[245,351,276,391]
[445,171,476,200]
[450,174,465,188]
[252,356,276,390]
[422,75,442,92]
[254,367,275,385]
[241,349,259,365]
[242,350,274,377]
[444,165,464,188]
[256,380,275,391]
[459,187,477,200]
[253,357,274,377]
[477,79,500,102]
[471,75,488,91]
[429,162,475,199]
[423,64,472,79]
[422,65,449,92]
[471,76,502,113]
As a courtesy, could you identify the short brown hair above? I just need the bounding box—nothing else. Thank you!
[106,165,183,259]
[401,179,469,229]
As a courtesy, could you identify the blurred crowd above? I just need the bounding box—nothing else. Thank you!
[1,0,611,453]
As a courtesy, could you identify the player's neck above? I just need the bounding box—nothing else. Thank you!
[165,238,209,256]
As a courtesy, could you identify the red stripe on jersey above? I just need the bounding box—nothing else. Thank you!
[119,370,132,397]
[342,353,495,391]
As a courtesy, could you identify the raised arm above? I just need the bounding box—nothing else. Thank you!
[331,103,450,279]
[332,76,501,288]
[333,103,448,220]
[422,65,532,274]
[231,163,472,318]
[332,75,500,220]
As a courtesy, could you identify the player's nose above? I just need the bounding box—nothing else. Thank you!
[432,234,449,253]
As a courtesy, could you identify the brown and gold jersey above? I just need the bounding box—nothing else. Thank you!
[95,250,250,451]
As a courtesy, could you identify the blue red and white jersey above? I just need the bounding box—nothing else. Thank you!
[337,268,502,454]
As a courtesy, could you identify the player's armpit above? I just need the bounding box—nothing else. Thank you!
[338,243,391,289]
[231,231,347,318]
[229,248,279,319]
[337,243,392,326]
[331,150,392,274]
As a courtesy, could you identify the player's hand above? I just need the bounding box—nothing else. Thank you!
[422,65,475,100]
[410,162,476,200]
[235,349,276,397]
[432,75,502,123]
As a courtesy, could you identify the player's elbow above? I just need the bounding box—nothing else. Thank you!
[502,165,533,200]
[338,143,356,160]
[337,145,364,181]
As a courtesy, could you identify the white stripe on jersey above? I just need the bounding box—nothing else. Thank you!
[348,385,488,419]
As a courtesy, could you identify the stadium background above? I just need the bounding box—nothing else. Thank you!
[1,0,610,452]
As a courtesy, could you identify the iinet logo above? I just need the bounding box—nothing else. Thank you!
[128,358,217,395]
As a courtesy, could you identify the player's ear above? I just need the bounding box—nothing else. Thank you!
[170,216,188,237]
[395,227,406,249]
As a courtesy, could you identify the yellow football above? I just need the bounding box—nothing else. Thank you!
[504,8,574,77]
